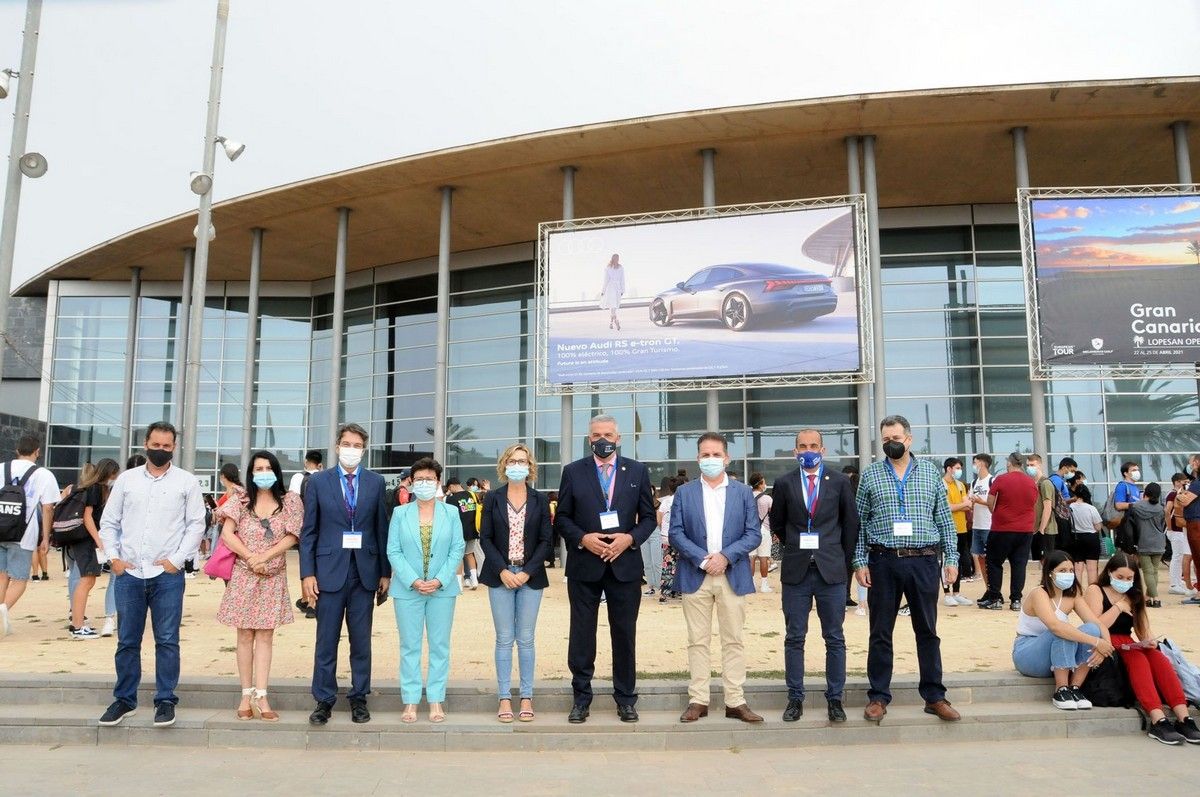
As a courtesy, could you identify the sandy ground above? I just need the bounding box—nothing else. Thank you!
[2,553,1199,684]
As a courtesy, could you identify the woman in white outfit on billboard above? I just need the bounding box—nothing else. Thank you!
[600,254,626,331]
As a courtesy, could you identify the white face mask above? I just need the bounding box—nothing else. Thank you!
[1129,470,1141,481]
[338,446,363,470]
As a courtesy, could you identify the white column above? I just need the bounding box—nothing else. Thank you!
[433,187,453,463]
[239,228,263,468]
[118,267,142,461]
[560,166,576,467]
[1012,127,1049,457]
[847,136,871,471]
[701,148,719,432]
[327,208,349,462]
[173,247,193,427]
[862,136,887,432]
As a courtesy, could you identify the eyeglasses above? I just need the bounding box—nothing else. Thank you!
[412,477,438,485]
[507,459,530,466]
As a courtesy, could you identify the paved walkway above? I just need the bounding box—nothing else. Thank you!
[4,736,1191,795]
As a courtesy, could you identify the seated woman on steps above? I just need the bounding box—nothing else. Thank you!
[1084,552,1200,746]
[1011,550,1113,711]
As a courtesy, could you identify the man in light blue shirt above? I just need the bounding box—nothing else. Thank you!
[97,422,206,729]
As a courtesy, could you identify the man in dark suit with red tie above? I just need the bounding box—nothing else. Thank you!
[555,414,656,724]
[769,428,860,724]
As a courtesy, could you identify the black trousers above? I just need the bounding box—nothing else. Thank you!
[567,566,641,707]
[982,531,1033,603]
[865,550,945,705]
[949,532,973,592]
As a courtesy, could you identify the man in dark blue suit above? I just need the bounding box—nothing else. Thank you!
[299,423,391,725]
[670,432,763,724]
[555,414,656,724]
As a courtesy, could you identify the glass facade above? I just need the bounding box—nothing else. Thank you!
[44,217,1200,497]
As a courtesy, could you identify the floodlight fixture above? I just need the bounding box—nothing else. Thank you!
[215,135,244,161]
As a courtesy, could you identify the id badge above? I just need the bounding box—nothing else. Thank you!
[342,531,363,549]
[800,533,819,550]
[599,510,620,530]
[893,521,914,538]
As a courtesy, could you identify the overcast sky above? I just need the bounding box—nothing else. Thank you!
[0,0,1196,291]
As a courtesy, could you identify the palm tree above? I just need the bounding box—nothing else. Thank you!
[426,421,477,459]
[1187,239,1200,265]
[1104,378,1200,476]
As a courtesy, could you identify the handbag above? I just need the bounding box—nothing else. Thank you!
[203,536,236,581]
[1100,494,1125,530]
[1101,532,1116,558]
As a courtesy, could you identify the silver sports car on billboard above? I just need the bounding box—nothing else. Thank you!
[649,262,837,332]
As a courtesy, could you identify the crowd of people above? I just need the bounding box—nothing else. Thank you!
[0,413,1197,746]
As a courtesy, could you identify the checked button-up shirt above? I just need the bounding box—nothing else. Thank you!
[852,456,957,571]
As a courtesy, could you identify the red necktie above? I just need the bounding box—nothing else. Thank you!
[807,474,817,514]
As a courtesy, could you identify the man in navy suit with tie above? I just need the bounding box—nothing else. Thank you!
[670,432,763,724]
[769,428,860,723]
[555,414,656,724]
[299,423,391,726]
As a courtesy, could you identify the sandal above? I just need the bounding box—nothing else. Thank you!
[237,688,254,720]
[401,704,418,724]
[252,688,279,722]
[497,699,514,724]
[429,703,446,724]
[518,698,534,722]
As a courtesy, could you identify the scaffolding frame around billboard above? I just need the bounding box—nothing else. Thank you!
[1020,182,1200,382]
[535,195,874,396]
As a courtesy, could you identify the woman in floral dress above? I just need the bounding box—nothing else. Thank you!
[214,450,302,721]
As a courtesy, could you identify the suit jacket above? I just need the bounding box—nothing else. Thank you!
[478,484,553,590]
[386,500,465,600]
[298,465,391,592]
[668,477,761,596]
[768,466,860,586]
[554,454,656,583]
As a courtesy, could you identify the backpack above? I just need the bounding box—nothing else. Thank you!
[754,491,771,524]
[1101,492,1125,530]
[1159,637,1200,708]
[299,471,313,502]
[51,487,91,547]
[1078,649,1136,709]
[0,461,39,543]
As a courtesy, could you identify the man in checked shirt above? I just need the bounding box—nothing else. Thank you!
[853,415,961,724]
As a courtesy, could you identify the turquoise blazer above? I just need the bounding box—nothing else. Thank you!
[387,500,465,600]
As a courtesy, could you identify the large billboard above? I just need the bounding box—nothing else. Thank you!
[536,197,872,393]
[1022,186,1200,377]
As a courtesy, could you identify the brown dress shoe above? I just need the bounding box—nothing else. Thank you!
[863,700,888,723]
[724,704,764,723]
[679,703,708,723]
[924,700,961,721]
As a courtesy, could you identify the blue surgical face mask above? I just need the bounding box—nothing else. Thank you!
[698,457,726,478]
[505,465,530,482]
[796,451,822,470]
[467,485,479,494]
[1025,466,1038,477]
[1053,572,1075,590]
[252,472,277,489]
[1110,578,1134,594]
[413,480,438,501]
[971,463,980,474]
[952,468,963,480]
[1064,470,1076,479]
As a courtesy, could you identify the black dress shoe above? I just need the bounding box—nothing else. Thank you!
[827,699,846,723]
[617,704,639,723]
[350,700,371,724]
[567,704,589,724]
[782,699,804,722]
[309,701,333,725]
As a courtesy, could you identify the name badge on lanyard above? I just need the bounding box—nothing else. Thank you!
[888,459,916,537]
[342,531,363,549]
[800,466,822,549]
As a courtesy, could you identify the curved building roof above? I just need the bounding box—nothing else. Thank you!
[19,77,1200,295]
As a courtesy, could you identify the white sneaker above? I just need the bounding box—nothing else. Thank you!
[767,562,779,573]
[943,595,957,607]
[0,603,9,637]
[955,595,973,606]
[1169,585,1190,596]
[71,626,99,640]
[183,572,196,579]
[100,616,116,638]
[854,605,866,616]
[759,581,773,593]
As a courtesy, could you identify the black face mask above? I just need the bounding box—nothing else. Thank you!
[882,440,907,461]
[145,448,173,468]
[591,438,617,459]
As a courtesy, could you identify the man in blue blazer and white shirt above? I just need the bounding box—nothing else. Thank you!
[555,414,656,724]
[299,423,391,726]
[670,432,763,724]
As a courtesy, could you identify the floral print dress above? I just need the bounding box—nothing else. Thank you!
[214,490,303,629]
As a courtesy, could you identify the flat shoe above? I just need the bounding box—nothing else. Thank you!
[401,705,418,724]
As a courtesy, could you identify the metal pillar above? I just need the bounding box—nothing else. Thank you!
[0,0,42,381]
[239,228,263,468]
[1173,121,1193,183]
[560,166,576,466]
[1012,127,1049,457]
[432,187,453,464]
[118,267,142,461]
[327,209,349,461]
[181,0,231,472]
[848,136,871,471]
[701,148,720,432]
[173,248,193,426]
[861,136,887,434]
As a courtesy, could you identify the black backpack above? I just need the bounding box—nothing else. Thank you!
[0,462,39,543]
[1079,650,1136,709]
[299,471,313,502]
[51,487,91,547]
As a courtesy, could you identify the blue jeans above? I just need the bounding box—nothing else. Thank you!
[1012,622,1101,677]
[104,573,117,616]
[113,570,185,708]
[489,566,544,699]
[782,565,847,702]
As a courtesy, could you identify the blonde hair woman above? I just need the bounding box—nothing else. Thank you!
[478,443,553,722]
[600,254,626,331]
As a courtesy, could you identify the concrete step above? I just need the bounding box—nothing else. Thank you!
[0,701,1143,751]
[0,672,1058,714]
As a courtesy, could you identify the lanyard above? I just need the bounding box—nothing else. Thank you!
[886,458,915,520]
[595,461,615,510]
[800,466,823,531]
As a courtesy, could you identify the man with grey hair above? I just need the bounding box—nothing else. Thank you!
[853,415,960,724]
[555,414,656,724]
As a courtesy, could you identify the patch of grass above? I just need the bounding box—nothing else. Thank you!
[219,646,236,653]
[746,670,788,679]
[637,670,693,680]
[758,631,780,638]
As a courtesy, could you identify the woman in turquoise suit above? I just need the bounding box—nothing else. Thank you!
[387,457,464,724]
